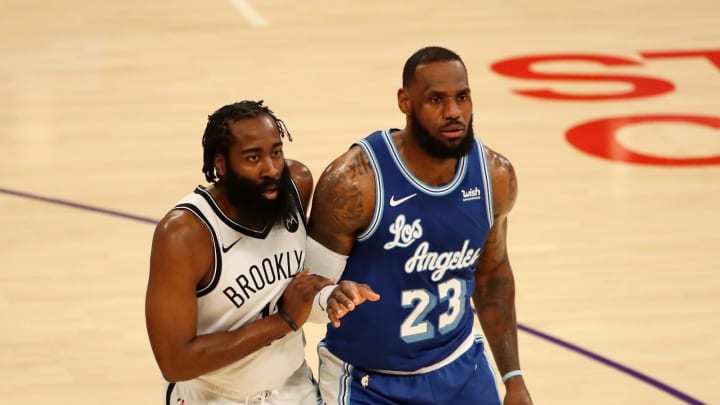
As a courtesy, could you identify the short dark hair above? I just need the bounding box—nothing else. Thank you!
[402,46,465,87]
[201,100,291,183]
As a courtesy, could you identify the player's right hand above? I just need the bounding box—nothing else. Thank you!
[327,280,380,328]
[282,268,334,327]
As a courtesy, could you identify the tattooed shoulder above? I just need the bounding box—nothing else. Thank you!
[311,148,376,242]
[485,147,518,216]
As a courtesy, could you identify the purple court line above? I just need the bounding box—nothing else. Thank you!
[519,324,706,404]
[0,187,157,224]
[0,186,708,404]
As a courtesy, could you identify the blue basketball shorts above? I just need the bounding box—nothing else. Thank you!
[317,333,501,405]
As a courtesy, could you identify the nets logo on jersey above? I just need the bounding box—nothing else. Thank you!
[284,211,299,233]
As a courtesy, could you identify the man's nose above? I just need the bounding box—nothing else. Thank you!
[443,99,462,120]
[260,156,280,178]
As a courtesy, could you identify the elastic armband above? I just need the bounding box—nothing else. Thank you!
[305,237,348,280]
[305,237,348,323]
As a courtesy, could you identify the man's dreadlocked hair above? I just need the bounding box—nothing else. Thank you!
[201,100,292,183]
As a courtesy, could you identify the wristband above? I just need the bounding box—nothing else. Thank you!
[318,285,339,312]
[502,370,523,383]
[277,301,299,331]
[308,284,339,324]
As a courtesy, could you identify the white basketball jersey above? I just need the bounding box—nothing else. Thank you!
[172,185,308,398]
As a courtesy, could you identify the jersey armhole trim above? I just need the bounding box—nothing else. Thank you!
[174,203,222,297]
[354,140,383,241]
[475,139,494,227]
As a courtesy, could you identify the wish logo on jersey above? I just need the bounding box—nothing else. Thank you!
[461,187,483,202]
[383,215,482,281]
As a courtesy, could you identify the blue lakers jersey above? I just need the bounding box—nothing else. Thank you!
[323,129,495,371]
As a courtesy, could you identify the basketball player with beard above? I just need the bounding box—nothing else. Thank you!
[146,100,332,404]
[305,47,534,404]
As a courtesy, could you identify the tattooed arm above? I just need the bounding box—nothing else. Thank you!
[473,147,532,404]
[307,146,375,253]
[306,146,380,325]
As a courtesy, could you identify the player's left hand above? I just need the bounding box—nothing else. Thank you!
[503,378,533,405]
[327,280,380,327]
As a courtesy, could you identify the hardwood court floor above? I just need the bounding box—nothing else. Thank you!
[0,1,718,404]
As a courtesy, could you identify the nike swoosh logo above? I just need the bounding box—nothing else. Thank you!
[221,237,242,253]
[389,193,417,207]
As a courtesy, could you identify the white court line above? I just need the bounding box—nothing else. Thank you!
[226,0,268,27]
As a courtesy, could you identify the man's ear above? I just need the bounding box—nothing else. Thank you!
[214,153,226,177]
[398,88,411,115]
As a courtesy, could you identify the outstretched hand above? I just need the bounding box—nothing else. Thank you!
[327,280,380,328]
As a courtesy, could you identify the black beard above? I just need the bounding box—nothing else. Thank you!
[222,163,295,227]
[410,113,474,159]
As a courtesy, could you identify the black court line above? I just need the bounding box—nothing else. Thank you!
[0,186,707,404]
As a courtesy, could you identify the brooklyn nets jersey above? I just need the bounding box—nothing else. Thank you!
[324,129,495,371]
[171,185,308,398]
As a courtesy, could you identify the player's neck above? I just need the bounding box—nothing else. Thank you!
[394,131,459,186]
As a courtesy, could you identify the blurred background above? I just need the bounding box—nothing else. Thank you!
[1,1,718,403]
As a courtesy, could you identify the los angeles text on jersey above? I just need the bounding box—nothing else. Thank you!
[384,214,482,281]
[222,249,304,308]
[405,240,481,281]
